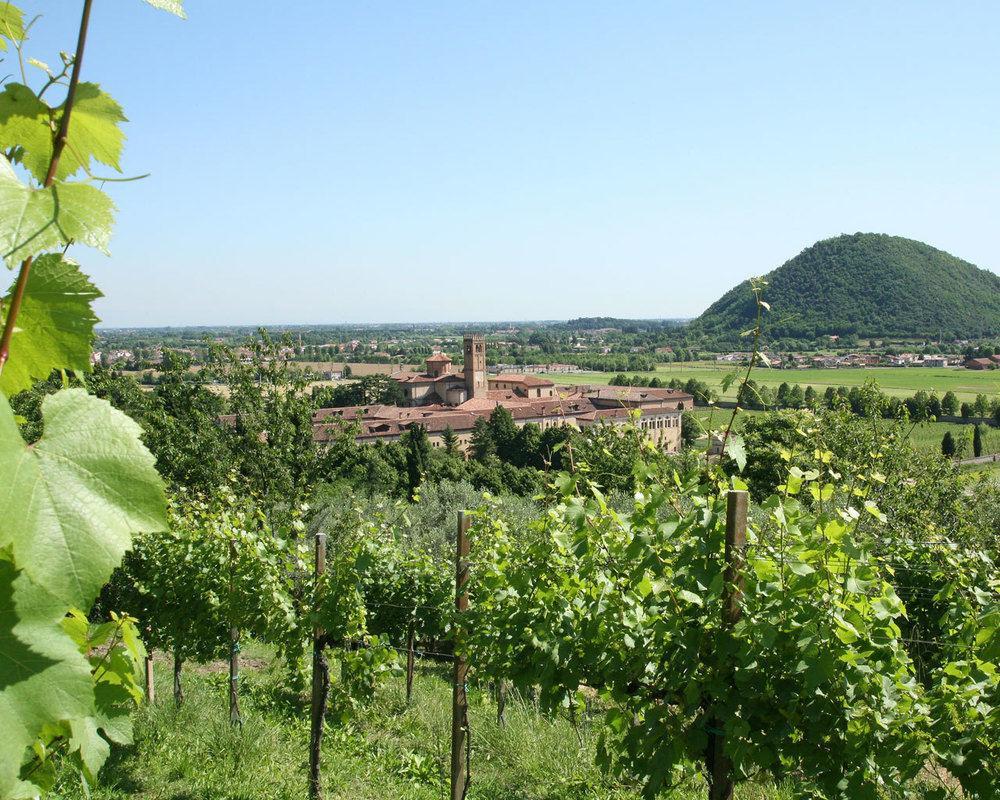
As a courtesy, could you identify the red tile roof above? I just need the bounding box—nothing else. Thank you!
[489,374,555,387]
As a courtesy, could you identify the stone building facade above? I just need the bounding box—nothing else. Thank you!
[313,335,692,454]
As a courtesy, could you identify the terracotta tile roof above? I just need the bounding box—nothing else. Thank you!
[396,371,465,384]
[489,374,555,387]
[455,397,505,412]
[584,387,691,403]
[425,353,452,362]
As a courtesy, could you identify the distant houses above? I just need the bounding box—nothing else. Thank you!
[714,351,966,370]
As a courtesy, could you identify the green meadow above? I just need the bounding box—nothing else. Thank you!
[688,407,1000,459]
[543,362,1000,404]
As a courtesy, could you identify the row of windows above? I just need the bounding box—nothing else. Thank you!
[637,415,679,430]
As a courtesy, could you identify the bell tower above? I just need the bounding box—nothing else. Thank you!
[463,333,487,400]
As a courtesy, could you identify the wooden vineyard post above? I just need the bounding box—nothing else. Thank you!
[173,653,183,707]
[405,618,416,705]
[708,490,748,800]
[308,532,329,800]
[228,539,242,727]
[451,511,471,800]
[496,680,507,726]
[144,651,154,704]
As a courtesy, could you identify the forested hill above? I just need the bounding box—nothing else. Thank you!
[691,233,1000,340]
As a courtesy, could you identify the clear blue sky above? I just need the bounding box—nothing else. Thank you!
[25,1,1000,326]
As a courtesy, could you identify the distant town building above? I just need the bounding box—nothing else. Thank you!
[315,334,692,454]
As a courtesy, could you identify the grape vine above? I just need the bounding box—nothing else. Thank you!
[0,2,183,796]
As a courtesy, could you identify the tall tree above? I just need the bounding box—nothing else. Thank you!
[470,416,496,461]
[488,405,519,462]
[401,424,430,500]
[941,391,959,416]
[442,425,460,457]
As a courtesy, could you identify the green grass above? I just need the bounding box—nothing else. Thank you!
[689,407,1000,458]
[544,362,1000,404]
[50,645,803,800]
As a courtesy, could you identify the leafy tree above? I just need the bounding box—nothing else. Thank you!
[488,405,519,462]
[803,385,818,407]
[539,424,573,470]
[928,393,942,419]
[942,391,959,416]
[212,333,318,507]
[470,416,495,460]
[311,373,404,408]
[513,421,543,469]
[680,410,699,449]
[941,431,956,457]
[973,424,984,458]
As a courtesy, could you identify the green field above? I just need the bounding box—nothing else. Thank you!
[689,407,1000,458]
[544,362,1000,404]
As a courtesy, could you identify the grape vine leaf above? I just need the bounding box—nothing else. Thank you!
[0,4,25,51]
[0,83,127,183]
[0,254,102,396]
[0,83,51,183]
[143,0,186,18]
[724,433,747,471]
[0,558,94,799]
[0,389,167,610]
[60,83,128,179]
[0,156,115,265]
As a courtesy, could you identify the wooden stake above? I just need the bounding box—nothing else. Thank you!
[405,619,416,705]
[451,511,471,800]
[144,651,154,704]
[496,680,507,726]
[308,533,329,800]
[229,539,242,727]
[708,490,748,800]
[173,652,183,707]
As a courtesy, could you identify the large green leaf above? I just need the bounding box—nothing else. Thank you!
[0,557,93,799]
[0,254,102,396]
[0,83,127,183]
[0,4,24,51]
[0,84,52,184]
[0,389,166,609]
[60,84,127,179]
[0,157,115,266]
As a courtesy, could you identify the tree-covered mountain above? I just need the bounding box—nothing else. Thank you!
[691,233,1000,341]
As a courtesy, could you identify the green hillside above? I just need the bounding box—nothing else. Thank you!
[692,233,1000,340]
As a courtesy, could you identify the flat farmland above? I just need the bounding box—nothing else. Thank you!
[544,362,1000,403]
[688,407,1000,458]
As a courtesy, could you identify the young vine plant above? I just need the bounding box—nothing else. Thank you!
[0,2,183,796]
